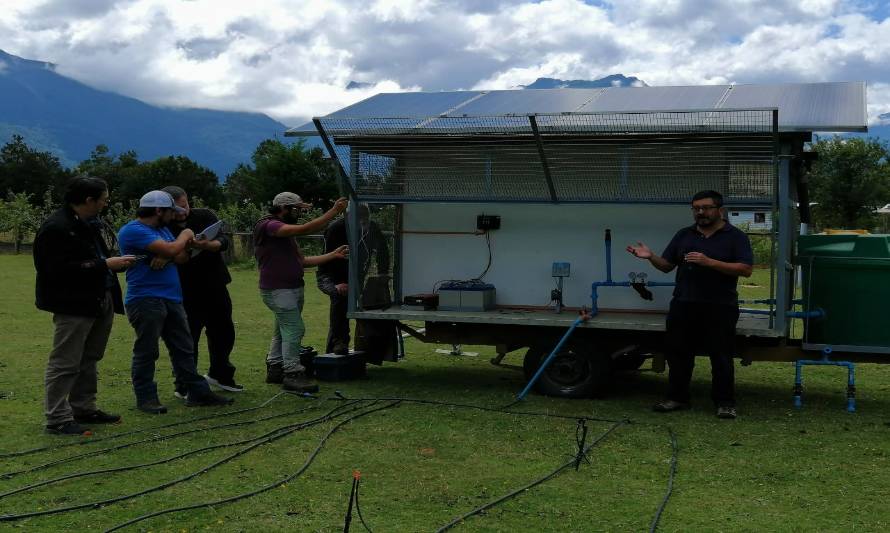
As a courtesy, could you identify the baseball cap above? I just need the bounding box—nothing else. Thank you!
[272,192,312,209]
[139,190,186,214]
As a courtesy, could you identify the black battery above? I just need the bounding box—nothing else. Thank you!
[313,352,367,381]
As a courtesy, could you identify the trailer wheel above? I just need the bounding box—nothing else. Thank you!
[522,343,611,398]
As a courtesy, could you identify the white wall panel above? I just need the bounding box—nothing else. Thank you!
[401,203,692,310]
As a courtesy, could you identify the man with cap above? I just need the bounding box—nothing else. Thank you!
[34,176,135,435]
[253,192,349,393]
[118,190,234,414]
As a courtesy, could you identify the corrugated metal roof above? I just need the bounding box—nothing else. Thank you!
[286,81,867,136]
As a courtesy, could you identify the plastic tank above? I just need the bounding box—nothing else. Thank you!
[797,234,890,352]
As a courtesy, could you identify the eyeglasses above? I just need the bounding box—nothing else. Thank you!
[691,205,720,213]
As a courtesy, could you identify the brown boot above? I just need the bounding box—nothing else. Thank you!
[266,362,284,384]
[282,371,319,393]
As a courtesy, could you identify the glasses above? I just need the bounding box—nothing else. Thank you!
[691,205,720,213]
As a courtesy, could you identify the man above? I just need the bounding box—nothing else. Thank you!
[627,190,753,419]
[118,190,233,414]
[34,177,136,435]
[254,192,348,393]
[161,186,241,396]
[317,204,390,355]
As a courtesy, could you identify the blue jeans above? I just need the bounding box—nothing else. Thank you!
[125,297,211,405]
[261,288,306,373]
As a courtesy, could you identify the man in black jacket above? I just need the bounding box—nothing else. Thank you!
[317,204,389,355]
[162,186,241,394]
[34,177,136,435]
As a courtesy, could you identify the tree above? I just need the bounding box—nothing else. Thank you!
[809,137,890,229]
[0,135,71,205]
[223,139,339,208]
[76,146,222,208]
[0,192,43,253]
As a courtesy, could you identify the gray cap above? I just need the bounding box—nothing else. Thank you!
[272,192,312,208]
[139,190,186,214]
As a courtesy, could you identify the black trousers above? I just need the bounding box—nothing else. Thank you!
[664,300,739,407]
[177,286,236,385]
[317,274,350,354]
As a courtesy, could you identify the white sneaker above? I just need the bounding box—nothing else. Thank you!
[173,389,188,400]
[204,374,245,393]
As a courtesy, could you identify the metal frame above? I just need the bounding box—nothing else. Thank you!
[313,108,790,337]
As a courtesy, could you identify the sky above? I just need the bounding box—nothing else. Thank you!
[2,0,890,126]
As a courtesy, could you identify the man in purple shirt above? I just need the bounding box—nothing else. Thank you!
[254,192,349,393]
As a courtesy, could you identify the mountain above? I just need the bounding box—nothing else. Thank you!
[0,49,292,178]
[520,74,646,89]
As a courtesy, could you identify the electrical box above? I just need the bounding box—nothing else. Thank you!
[476,214,501,231]
[552,262,571,277]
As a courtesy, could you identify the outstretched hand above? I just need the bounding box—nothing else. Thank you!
[332,244,349,259]
[626,241,652,259]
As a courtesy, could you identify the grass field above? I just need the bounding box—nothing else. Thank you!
[1,253,890,532]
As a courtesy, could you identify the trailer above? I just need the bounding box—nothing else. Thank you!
[287,81,884,399]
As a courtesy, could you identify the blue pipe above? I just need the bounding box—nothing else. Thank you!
[793,347,855,413]
[604,229,612,283]
[589,228,675,316]
[590,280,675,317]
[517,315,586,401]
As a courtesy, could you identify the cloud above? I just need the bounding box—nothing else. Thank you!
[2,0,889,125]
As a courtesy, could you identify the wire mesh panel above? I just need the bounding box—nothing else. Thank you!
[317,109,777,204]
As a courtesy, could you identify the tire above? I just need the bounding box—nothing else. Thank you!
[522,342,612,398]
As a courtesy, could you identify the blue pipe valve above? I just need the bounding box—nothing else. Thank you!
[793,346,856,413]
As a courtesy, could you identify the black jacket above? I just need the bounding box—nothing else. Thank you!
[33,206,124,317]
[317,218,389,285]
[170,208,232,291]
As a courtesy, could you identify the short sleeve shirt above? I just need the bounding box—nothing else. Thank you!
[118,220,182,304]
[661,223,754,306]
[254,218,304,290]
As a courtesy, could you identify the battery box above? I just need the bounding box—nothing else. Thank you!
[437,281,496,311]
[313,351,367,381]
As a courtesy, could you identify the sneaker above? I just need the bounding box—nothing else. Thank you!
[266,362,284,384]
[137,400,168,415]
[46,421,92,436]
[716,406,737,419]
[74,409,121,424]
[204,374,244,393]
[282,371,319,394]
[186,392,235,407]
[173,388,188,400]
[652,399,691,413]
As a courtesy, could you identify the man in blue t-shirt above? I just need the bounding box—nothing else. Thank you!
[627,190,753,419]
[118,190,234,414]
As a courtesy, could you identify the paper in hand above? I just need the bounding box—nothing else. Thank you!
[191,220,224,257]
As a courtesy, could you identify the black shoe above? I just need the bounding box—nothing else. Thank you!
[204,374,245,392]
[331,342,350,356]
[716,406,737,419]
[45,421,92,436]
[300,346,318,357]
[266,362,284,384]
[186,392,235,407]
[74,409,121,424]
[173,387,188,400]
[137,400,168,414]
[282,371,319,394]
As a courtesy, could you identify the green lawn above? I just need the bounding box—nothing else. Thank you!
[1,254,889,532]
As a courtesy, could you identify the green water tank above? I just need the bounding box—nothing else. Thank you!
[797,234,890,353]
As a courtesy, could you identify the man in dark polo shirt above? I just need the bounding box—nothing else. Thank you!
[627,190,753,419]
